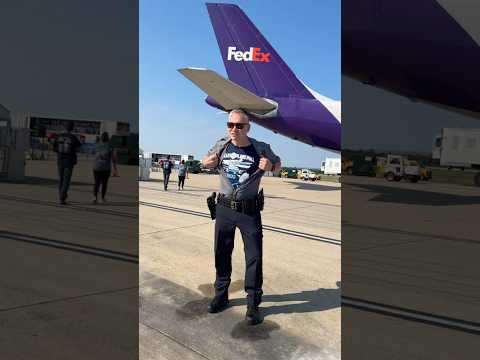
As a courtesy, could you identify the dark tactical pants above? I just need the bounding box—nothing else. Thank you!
[58,165,74,201]
[214,204,263,306]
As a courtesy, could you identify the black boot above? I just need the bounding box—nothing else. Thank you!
[207,295,229,313]
[245,305,262,325]
[245,292,263,325]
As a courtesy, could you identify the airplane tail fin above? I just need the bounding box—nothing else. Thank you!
[206,3,313,99]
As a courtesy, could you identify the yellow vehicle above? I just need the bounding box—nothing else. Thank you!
[341,158,353,175]
[281,169,298,178]
[420,165,432,181]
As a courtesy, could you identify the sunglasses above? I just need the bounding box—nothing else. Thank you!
[227,122,248,129]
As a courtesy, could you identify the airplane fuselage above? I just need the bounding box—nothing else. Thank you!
[342,0,480,117]
[206,96,341,151]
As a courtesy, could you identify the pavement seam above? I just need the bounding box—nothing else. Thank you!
[261,204,319,215]
[344,222,479,246]
[342,296,480,334]
[140,221,213,237]
[0,286,138,312]
[141,322,213,360]
[140,185,341,208]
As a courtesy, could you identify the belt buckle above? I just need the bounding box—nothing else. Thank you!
[230,200,238,211]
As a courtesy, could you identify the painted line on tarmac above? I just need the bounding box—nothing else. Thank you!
[140,201,210,218]
[1,231,138,264]
[0,194,136,218]
[342,296,480,334]
[262,225,341,245]
[140,185,203,197]
[140,201,341,246]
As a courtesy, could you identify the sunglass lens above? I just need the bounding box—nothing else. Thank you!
[227,122,245,129]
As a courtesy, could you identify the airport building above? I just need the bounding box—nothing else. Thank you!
[10,114,131,153]
[151,153,194,164]
[8,112,138,165]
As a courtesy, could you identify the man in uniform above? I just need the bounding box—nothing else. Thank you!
[53,122,82,205]
[202,109,281,325]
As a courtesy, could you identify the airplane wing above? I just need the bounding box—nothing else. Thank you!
[178,68,277,115]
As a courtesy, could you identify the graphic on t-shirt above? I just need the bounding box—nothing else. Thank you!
[221,144,259,188]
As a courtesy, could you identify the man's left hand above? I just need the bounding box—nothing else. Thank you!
[259,157,272,171]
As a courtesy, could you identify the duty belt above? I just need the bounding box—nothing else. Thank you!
[217,194,262,215]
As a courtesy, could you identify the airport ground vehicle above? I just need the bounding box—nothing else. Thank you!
[342,156,375,176]
[419,164,432,181]
[281,169,298,178]
[433,128,480,186]
[299,169,317,181]
[186,160,202,174]
[111,133,139,165]
[323,157,341,175]
[201,165,218,174]
[383,155,421,183]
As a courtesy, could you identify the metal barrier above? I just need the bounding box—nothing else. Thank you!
[0,146,7,175]
[0,128,9,177]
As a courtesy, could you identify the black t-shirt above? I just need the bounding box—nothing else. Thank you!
[54,132,82,167]
[221,143,260,188]
[162,160,173,173]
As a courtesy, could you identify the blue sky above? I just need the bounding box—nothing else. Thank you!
[140,0,340,168]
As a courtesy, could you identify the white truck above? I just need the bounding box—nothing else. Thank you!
[323,157,341,175]
[300,169,317,181]
[432,128,480,186]
[384,154,421,183]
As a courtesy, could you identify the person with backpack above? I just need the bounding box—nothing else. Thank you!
[53,122,82,205]
[162,155,173,191]
[92,132,118,204]
[177,159,188,190]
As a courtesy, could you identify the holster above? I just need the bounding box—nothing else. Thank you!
[207,192,217,220]
[257,188,264,211]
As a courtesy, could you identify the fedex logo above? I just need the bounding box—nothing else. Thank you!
[227,46,271,62]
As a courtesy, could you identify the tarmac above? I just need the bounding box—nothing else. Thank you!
[140,170,341,360]
[3,159,477,358]
[0,159,138,359]
[342,175,480,358]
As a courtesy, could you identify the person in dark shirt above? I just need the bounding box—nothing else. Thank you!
[161,155,173,191]
[53,122,82,204]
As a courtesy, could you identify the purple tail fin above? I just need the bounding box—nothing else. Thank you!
[206,3,313,99]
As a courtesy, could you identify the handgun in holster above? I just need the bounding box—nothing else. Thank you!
[207,192,217,220]
[257,189,264,211]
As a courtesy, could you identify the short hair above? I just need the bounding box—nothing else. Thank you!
[101,132,109,143]
[229,109,249,123]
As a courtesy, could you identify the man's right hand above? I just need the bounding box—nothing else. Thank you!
[202,154,219,168]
